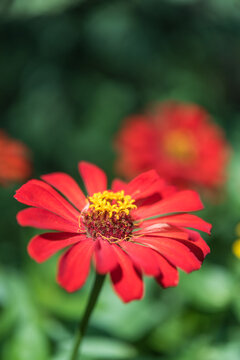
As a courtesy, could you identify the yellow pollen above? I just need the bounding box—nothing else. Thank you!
[88,190,137,218]
[163,130,196,163]
[232,239,240,259]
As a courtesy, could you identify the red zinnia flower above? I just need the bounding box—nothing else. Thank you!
[0,130,31,185]
[115,101,230,190]
[15,162,211,303]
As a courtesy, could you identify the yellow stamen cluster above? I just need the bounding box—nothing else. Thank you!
[88,190,137,218]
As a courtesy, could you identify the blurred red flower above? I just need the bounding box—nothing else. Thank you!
[15,162,211,303]
[0,130,31,185]
[115,102,230,190]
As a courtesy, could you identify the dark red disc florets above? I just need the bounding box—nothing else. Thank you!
[82,210,135,242]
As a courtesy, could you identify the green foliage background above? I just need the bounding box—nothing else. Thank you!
[1,0,240,359]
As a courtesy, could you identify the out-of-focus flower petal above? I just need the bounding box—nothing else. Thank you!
[115,102,230,191]
[0,130,31,185]
[78,161,107,196]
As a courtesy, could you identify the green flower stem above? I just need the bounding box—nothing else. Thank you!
[70,273,106,360]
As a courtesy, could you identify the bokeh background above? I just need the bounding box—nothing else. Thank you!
[1,0,240,359]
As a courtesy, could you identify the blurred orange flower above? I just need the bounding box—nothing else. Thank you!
[115,101,230,190]
[0,130,31,185]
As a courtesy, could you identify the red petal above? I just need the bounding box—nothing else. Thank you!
[139,236,202,273]
[136,224,189,240]
[186,229,210,257]
[14,179,79,222]
[78,161,107,196]
[135,193,162,207]
[17,208,78,232]
[28,232,85,263]
[139,213,211,234]
[94,239,119,274]
[123,170,166,200]
[111,179,128,192]
[174,239,205,262]
[42,172,86,210]
[110,244,144,303]
[154,256,179,288]
[57,239,94,292]
[133,190,204,220]
[121,241,161,276]
[123,241,179,287]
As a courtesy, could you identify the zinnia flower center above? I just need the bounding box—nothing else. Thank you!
[82,190,137,242]
[163,130,196,163]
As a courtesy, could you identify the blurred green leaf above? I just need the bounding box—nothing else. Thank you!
[148,313,197,354]
[208,0,240,19]
[81,337,137,359]
[0,270,49,360]
[167,0,198,4]
[227,152,240,207]
[177,264,236,311]
[2,323,49,360]
[0,271,18,340]
[92,279,178,341]
[5,0,80,17]
[232,259,240,321]
[177,338,240,360]
[28,258,91,319]
[54,337,137,360]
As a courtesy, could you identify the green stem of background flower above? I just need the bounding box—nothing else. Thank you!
[70,273,106,360]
